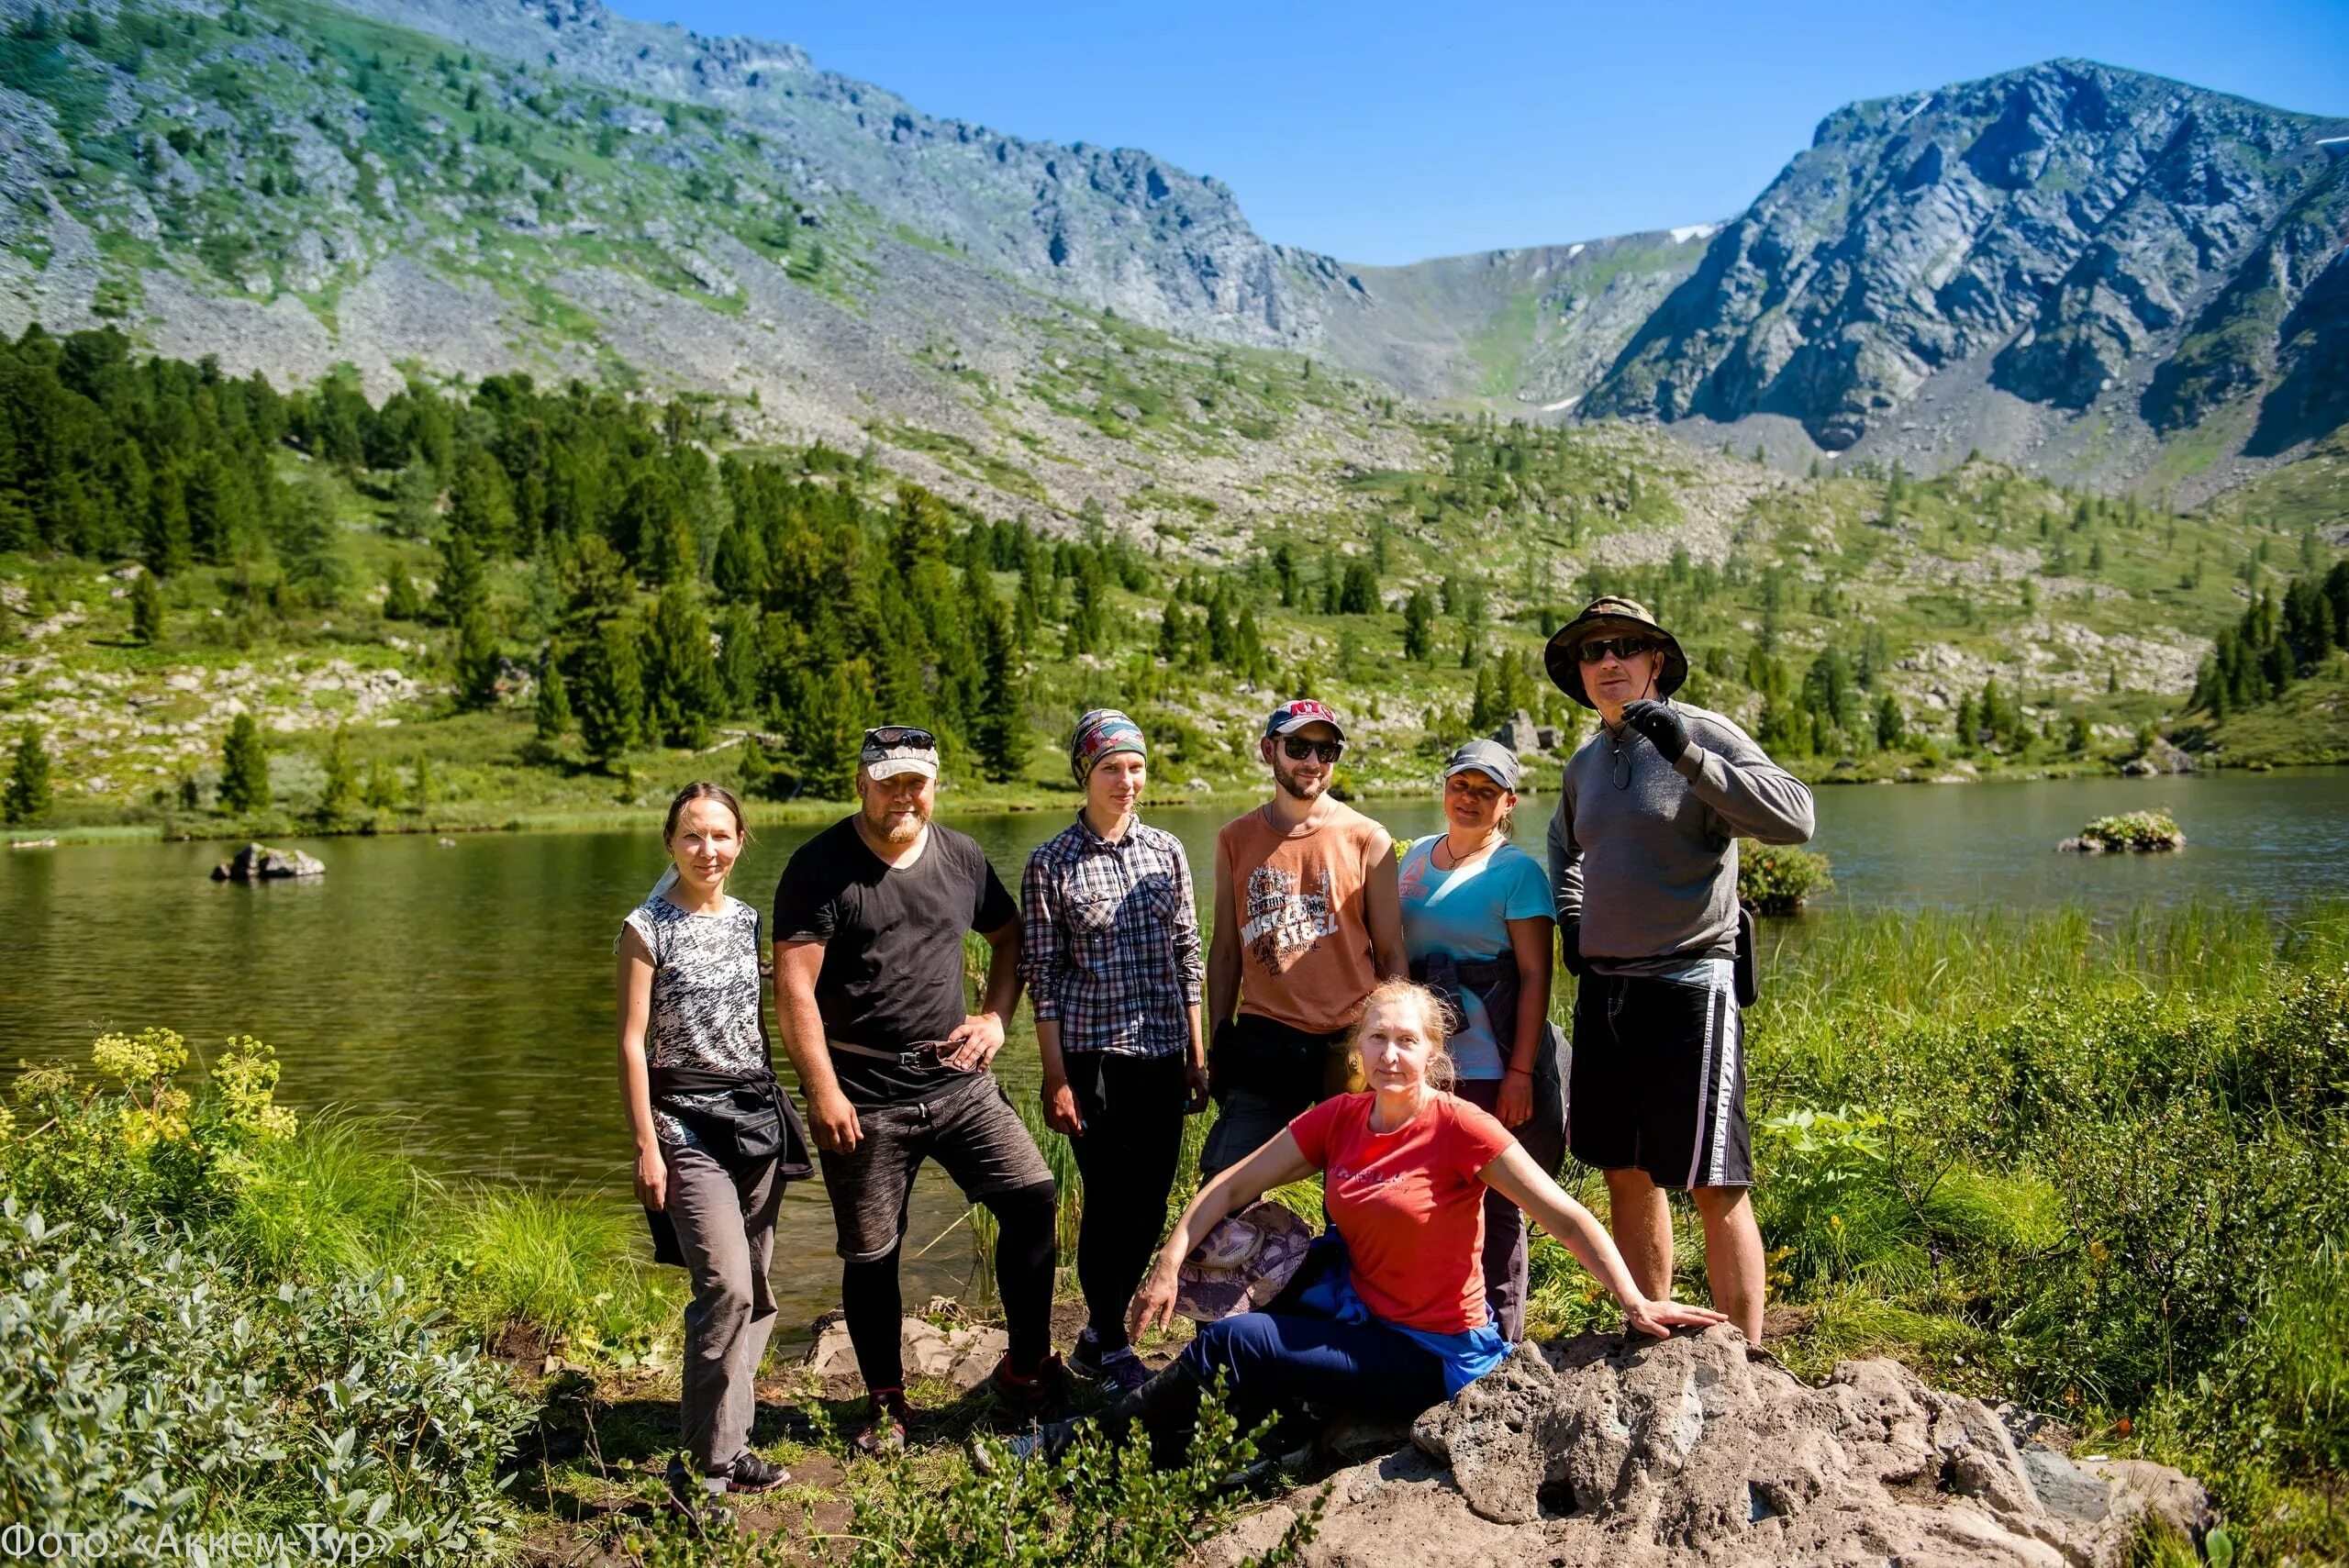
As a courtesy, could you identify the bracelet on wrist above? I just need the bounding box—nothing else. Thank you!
[1505,1066,1534,1076]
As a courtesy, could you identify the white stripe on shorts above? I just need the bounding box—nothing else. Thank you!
[1707,978,1741,1186]
[1686,974,1720,1188]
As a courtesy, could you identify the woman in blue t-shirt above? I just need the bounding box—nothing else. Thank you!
[1397,739,1560,1340]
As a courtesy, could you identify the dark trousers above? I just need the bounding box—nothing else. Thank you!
[1062,1051,1189,1351]
[1453,1077,1565,1343]
[1177,1298,1449,1428]
[1199,1014,1355,1177]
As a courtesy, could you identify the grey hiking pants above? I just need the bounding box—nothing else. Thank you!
[664,1140,784,1472]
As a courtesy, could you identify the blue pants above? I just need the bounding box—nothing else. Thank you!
[1178,1302,1449,1424]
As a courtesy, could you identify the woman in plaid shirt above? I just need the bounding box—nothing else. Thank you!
[1021,709,1209,1393]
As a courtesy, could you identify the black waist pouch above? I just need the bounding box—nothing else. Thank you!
[645,1064,813,1269]
[652,1065,814,1176]
[1733,906,1759,1009]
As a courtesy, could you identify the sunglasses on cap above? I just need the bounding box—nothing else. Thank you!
[862,726,937,751]
[1279,737,1344,764]
[1577,637,1657,665]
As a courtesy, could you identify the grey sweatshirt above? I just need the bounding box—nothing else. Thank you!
[1546,700,1815,973]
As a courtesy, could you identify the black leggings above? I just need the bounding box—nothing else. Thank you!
[841,1178,1059,1391]
[1063,1051,1188,1351]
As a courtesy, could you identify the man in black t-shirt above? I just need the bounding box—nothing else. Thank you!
[772,725,1068,1451]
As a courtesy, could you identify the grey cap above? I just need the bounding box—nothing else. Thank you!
[1443,739,1522,791]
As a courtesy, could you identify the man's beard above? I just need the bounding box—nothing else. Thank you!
[1274,765,1325,803]
[866,800,930,843]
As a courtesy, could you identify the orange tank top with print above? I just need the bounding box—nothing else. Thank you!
[1219,802,1386,1035]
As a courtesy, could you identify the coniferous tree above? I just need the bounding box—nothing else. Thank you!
[1873,692,1906,751]
[974,597,1022,784]
[534,655,573,743]
[576,618,647,769]
[1402,588,1434,662]
[435,531,488,626]
[454,610,502,711]
[319,726,359,820]
[219,715,271,814]
[643,585,720,748]
[362,757,401,811]
[130,569,165,645]
[795,659,864,799]
[5,728,51,825]
[410,752,437,812]
[384,572,425,621]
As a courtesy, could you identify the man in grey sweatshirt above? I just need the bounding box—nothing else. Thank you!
[1542,596,1814,1344]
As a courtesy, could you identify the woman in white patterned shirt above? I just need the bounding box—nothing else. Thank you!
[618,783,808,1520]
[1020,710,1208,1393]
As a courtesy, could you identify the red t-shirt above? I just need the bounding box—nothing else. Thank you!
[1287,1091,1516,1333]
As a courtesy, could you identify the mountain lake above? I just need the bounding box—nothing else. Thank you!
[5,765,2343,1325]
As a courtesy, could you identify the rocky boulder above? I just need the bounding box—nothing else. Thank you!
[1205,1328,2210,1568]
[801,1314,1007,1393]
[210,842,326,882]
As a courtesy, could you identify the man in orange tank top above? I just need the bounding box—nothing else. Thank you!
[1198,699,1407,1176]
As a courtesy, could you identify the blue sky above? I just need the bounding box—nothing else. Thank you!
[632,1,2349,266]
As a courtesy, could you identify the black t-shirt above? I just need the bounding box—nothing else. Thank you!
[772,817,1019,1107]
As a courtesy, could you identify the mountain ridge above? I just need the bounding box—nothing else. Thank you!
[0,0,2343,508]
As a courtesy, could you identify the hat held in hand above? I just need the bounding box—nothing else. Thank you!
[1173,1201,1315,1323]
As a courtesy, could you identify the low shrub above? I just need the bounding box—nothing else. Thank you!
[0,1198,531,1560]
[1739,841,1833,913]
[2068,809,2185,851]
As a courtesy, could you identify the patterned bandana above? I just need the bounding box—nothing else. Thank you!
[1069,708,1147,785]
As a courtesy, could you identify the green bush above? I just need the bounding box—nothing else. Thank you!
[2073,809,2185,851]
[1739,840,1833,914]
[0,1199,531,1559]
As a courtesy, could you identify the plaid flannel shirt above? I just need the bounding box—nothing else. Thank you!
[1019,815,1204,1057]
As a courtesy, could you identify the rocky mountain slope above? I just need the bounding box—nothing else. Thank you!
[0,0,2343,509]
[1574,61,2349,492]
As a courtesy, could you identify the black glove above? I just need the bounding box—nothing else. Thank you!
[1621,698,1689,764]
[1560,917,1587,978]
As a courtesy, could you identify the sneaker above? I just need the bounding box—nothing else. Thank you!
[849,1387,911,1456]
[989,1350,1077,1425]
[1092,1346,1152,1396]
[715,1448,791,1493]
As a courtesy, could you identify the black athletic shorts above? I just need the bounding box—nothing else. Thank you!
[1568,965,1751,1189]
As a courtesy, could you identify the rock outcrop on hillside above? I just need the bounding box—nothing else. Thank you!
[1207,1328,2210,1568]
[1578,61,2349,473]
[325,0,1308,348]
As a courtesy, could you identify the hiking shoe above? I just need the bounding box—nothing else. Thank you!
[989,1350,1077,1425]
[663,1454,734,1529]
[715,1448,791,1493]
[968,1418,1079,1476]
[1069,1328,1153,1395]
[849,1387,912,1456]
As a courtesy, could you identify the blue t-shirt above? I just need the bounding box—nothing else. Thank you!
[1397,838,1553,1078]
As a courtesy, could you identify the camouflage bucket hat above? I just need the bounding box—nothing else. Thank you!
[1174,1201,1315,1323]
[1541,595,1689,709]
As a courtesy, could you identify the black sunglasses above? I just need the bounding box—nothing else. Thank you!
[1280,737,1344,764]
[862,726,937,751]
[1577,637,1657,664]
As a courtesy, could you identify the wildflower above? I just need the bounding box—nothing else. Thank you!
[212,1035,296,1140]
[91,1027,188,1089]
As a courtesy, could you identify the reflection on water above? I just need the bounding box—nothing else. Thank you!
[4,767,2343,1319]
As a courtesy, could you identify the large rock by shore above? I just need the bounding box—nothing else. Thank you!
[209,842,326,882]
[1207,1328,2210,1568]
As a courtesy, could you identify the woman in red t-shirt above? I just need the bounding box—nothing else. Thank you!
[989,979,1721,1468]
